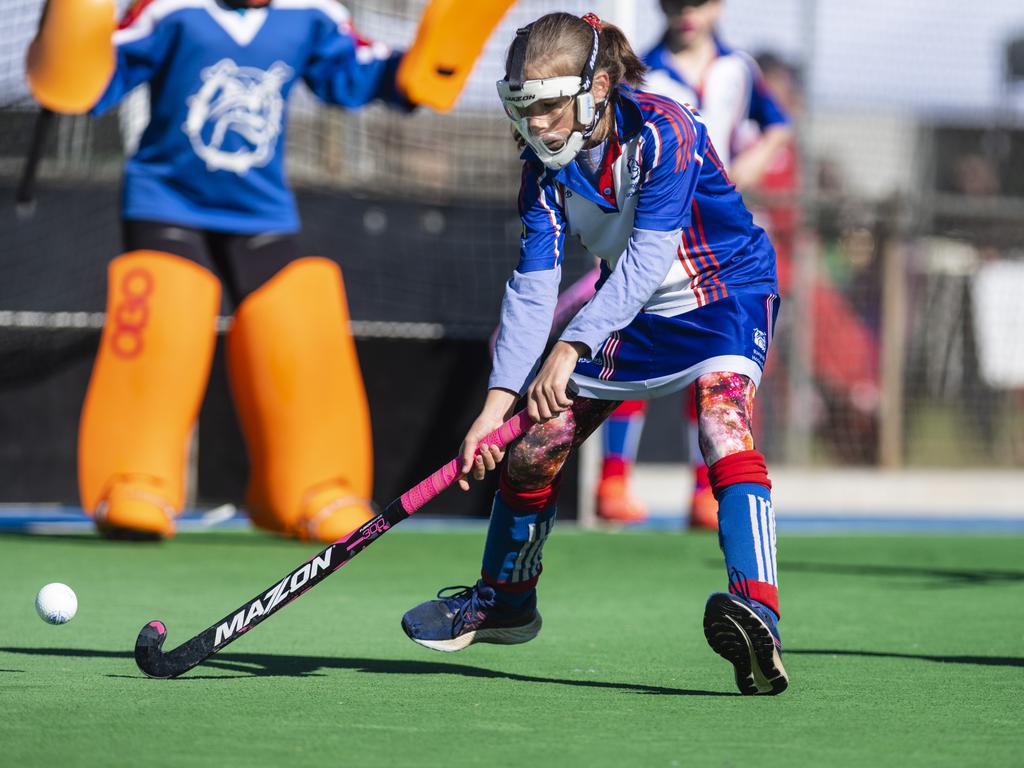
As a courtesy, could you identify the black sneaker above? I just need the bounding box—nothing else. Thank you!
[703,592,789,695]
[401,580,542,652]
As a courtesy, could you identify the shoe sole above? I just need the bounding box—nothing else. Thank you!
[703,594,788,695]
[406,612,543,653]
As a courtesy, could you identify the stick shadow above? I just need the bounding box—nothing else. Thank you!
[787,648,1024,668]
[0,647,733,696]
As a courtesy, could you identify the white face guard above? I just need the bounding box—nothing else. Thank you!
[496,76,596,170]
[496,20,603,171]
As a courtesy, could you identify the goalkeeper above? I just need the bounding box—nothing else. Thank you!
[400,12,788,695]
[26,0,464,540]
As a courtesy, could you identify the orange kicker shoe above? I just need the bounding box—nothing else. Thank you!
[596,475,648,523]
[688,466,719,531]
[292,486,376,543]
[94,482,176,540]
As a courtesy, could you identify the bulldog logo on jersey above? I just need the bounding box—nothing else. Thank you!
[626,158,641,198]
[183,59,293,174]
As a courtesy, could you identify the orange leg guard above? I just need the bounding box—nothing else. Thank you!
[227,257,374,542]
[79,251,221,538]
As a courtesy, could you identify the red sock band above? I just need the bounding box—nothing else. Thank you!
[499,467,562,513]
[601,456,628,480]
[481,568,541,592]
[732,580,780,618]
[707,450,771,500]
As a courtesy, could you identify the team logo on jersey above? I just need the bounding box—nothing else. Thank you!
[183,58,293,174]
[753,328,768,352]
[626,158,641,198]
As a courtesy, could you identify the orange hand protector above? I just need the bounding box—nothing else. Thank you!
[227,258,373,539]
[397,0,516,112]
[79,252,221,523]
[27,0,116,113]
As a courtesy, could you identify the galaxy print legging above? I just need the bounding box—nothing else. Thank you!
[505,371,758,490]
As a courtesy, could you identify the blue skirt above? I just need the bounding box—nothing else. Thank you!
[571,292,780,400]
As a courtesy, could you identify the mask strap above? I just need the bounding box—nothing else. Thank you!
[506,25,533,91]
[581,99,610,141]
[578,17,601,93]
[577,13,604,138]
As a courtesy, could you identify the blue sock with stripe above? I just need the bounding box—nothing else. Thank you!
[716,482,779,618]
[480,491,556,608]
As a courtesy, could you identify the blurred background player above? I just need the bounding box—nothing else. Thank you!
[26,0,423,540]
[401,12,787,695]
[596,0,792,528]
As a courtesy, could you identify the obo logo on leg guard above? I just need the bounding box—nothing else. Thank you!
[109,267,154,359]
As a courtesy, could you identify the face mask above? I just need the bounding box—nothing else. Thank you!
[496,19,603,171]
[496,76,598,170]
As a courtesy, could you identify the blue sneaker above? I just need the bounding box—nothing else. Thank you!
[401,581,542,652]
[703,592,789,695]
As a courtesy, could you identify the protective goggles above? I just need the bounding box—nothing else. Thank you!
[496,76,586,122]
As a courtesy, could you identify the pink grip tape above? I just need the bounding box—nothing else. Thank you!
[399,410,533,514]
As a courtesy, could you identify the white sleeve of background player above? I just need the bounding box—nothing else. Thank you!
[489,267,562,395]
[560,228,681,356]
[699,55,753,170]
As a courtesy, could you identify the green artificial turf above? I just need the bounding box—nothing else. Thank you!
[1,529,1022,767]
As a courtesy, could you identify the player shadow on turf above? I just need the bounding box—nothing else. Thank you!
[0,647,735,694]
[198,654,742,696]
[741,561,1024,587]
[786,649,1024,667]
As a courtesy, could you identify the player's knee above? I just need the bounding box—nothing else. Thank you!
[505,410,575,490]
[698,407,754,466]
[696,372,756,467]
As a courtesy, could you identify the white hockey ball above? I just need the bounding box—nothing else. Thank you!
[35,583,78,625]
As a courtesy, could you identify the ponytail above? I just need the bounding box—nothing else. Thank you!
[596,22,646,89]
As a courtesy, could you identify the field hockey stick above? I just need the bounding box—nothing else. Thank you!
[134,404,543,679]
[15,107,55,217]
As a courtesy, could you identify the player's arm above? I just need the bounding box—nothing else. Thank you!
[303,7,410,109]
[559,107,700,358]
[481,161,565,416]
[459,162,566,477]
[728,63,793,192]
[729,123,792,192]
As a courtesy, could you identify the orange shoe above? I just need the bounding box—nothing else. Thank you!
[94,482,176,540]
[596,476,648,523]
[292,486,376,543]
[688,466,719,531]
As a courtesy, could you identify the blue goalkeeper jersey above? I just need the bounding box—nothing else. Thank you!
[92,0,406,233]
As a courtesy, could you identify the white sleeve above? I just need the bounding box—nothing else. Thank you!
[699,55,753,169]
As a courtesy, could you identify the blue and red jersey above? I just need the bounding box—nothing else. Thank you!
[518,87,777,308]
[489,86,778,396]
